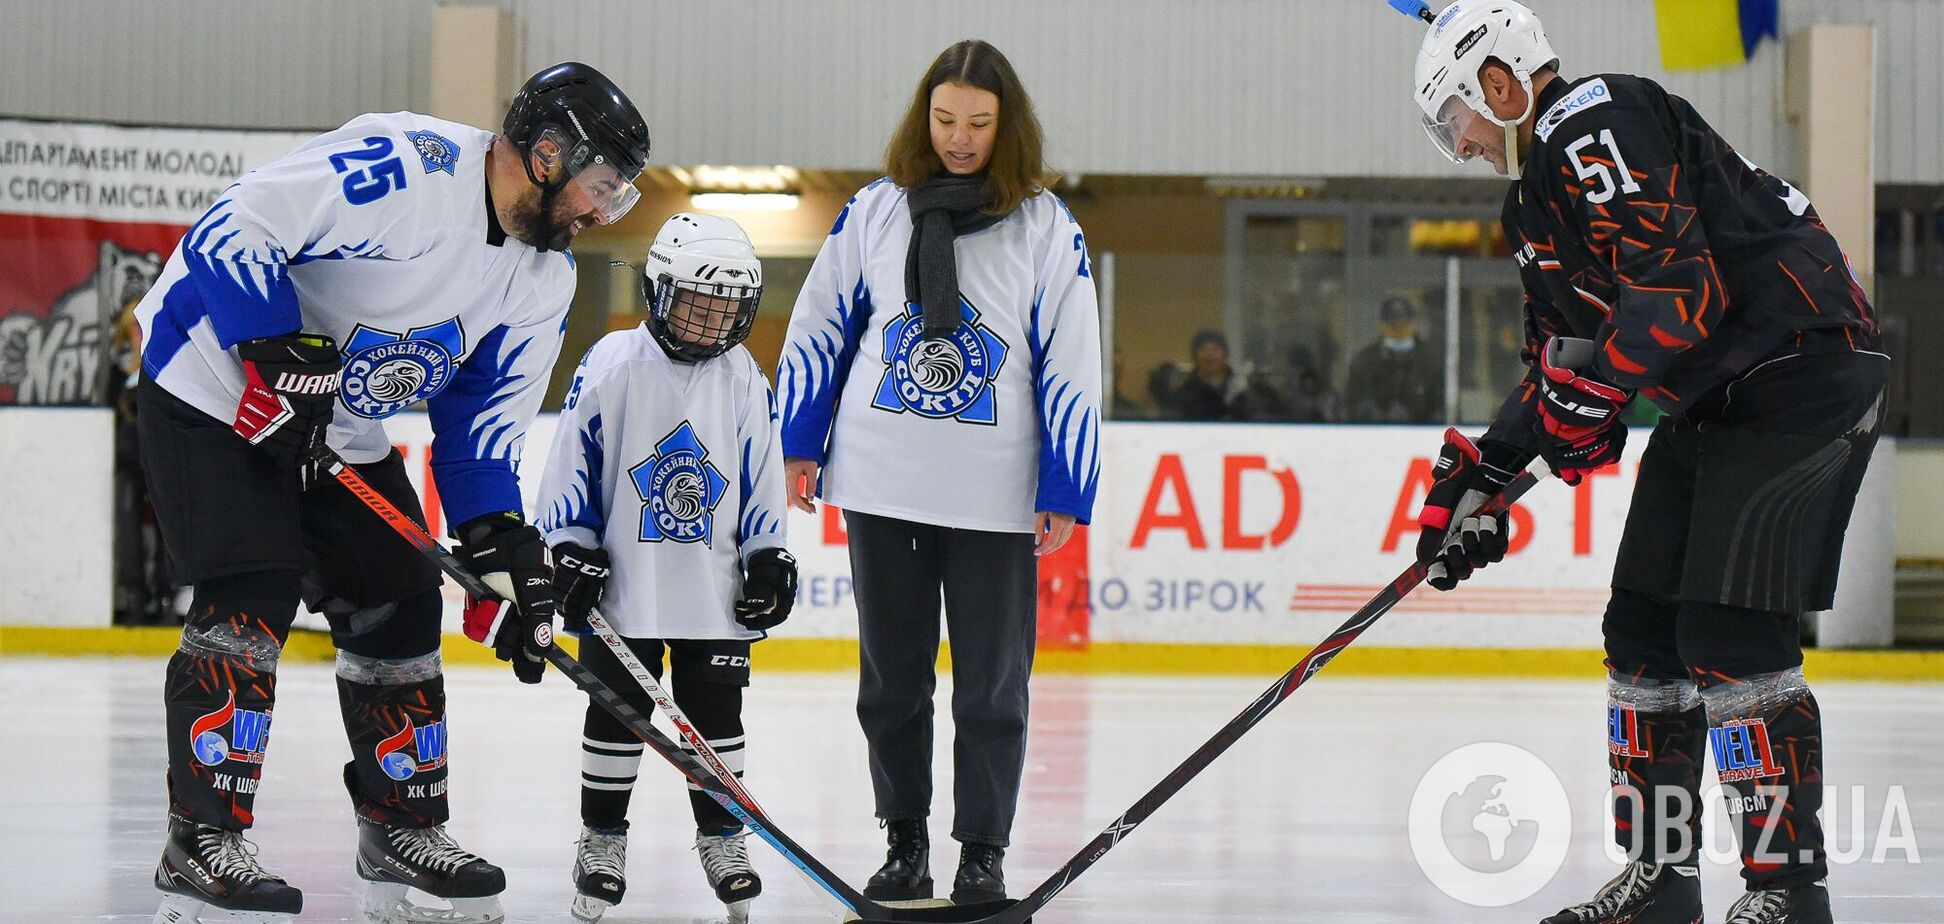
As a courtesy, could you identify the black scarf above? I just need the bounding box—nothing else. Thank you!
[904,174,1006,337]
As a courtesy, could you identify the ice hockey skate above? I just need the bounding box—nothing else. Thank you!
[355,814,506,924]
[152,814,302,924]
[695,829,762,924]
[569,826,628,923]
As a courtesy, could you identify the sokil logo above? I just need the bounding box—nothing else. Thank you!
[871,296,1008,425]
[188,692,273,767]
[339,317,463,418]
[374,718,448,782]
[629,421,729,546]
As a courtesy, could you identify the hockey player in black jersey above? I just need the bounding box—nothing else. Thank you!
[1407,4,1884,923]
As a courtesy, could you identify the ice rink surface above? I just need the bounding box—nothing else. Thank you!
[1,655,1938,923]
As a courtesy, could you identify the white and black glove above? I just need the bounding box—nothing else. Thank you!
[1415,429,1524,591]
[551,542,610,635]
[232,332,339,490]
[734,548,798,632]
[457,513,557,684]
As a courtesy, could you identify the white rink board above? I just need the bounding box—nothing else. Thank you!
[0,407,114,626]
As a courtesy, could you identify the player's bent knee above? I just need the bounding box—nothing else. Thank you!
[180,569,301,663]
[1674,601,1803,682]
[324,588,444,660]
[1602,587,1686,681]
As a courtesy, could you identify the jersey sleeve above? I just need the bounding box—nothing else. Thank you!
[181,115,416,348]
[426,307,569,530]
[735,360,788,559]
[1027,198,1104,524]
[535,346,610,550]
[1482,221,1566,460]
[1542,97,1727,393]
[775,180,883,465]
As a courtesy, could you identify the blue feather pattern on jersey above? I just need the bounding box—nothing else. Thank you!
[178,201,303,346]
[1028,291,1100,522]
[540,412,606,537]
[737,433,779,546]
[427,324,534,525]
[779,277,873,462]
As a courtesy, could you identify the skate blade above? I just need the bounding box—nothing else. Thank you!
[725,897,753,923]
[361,880,505,924]
[569,892,611,923]
[154,892,295,924]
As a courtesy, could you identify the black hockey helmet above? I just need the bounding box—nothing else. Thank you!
[503,62,650,222]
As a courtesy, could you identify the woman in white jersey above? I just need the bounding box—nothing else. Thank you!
[776,39,1102,906]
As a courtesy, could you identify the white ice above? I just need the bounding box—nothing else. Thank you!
[0,656,1938,922]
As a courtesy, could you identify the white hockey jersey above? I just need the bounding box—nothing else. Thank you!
[133,111,575,528]
[535,327,787,640]
[777,179,1102,533]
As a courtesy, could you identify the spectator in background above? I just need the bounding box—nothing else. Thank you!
[1109,349,1150,420]
[1346,296,1442,422]
[1152,328,1288,421]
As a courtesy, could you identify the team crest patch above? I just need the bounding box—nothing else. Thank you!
[374,718,447,781]
[871,297,1008,425]
[404,129,459,175]
[188,692,272,767]
[629,421,729,545]
[340,317,464,418]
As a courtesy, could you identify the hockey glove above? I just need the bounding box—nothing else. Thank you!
[551,542,610,635]
[1536,336,1631,485]
[1416,428,1522,591]
[456,512,556,684]
[233,332,340,491]
[734,547,798,632]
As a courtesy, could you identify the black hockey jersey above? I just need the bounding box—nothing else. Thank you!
[1485,73,1879,456]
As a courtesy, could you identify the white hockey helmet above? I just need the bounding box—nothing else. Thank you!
[1413,0,1558,175]
[642,212,764,362]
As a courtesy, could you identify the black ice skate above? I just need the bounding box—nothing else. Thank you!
[865,819,932,901]
[695,829,762,924]
[570,825,627,923]
[951,843,1006,905]
[153,814,302,924]
[1542,861,1702,924]
[1721,884,1832,924]
[355,814,506,924]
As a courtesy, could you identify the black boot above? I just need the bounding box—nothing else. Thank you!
[154,813,303,921]
[951,843,1006,905]
[864,819,931,901]
[1541,861,1701,924]
[1721,884,1831,924]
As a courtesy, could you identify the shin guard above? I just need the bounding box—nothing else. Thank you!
[337,650,450,826]
[1607,672,1709,867]
[165,589,292,830]
[1696,667,1827,889]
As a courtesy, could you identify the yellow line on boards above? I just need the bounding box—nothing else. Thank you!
[3,626,1940,682]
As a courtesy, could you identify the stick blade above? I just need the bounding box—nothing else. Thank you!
[848,898,1023,923]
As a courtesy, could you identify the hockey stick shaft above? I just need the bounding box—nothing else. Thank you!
[320,452,897,917]
[985,468,1545,924]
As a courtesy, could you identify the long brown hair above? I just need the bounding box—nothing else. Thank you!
[885,39,1049,216]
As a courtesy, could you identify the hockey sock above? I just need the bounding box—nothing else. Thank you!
[164,571,297,830]
[337,650,449,826]
[675,678,747,836]
[581,700,645,832]
[1606,670,1708,866]
[1695,667,1828,889]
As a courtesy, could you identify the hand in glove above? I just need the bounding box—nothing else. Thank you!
[456,513,556,683]
[734,548,798,632]
[1415,429,1522,591]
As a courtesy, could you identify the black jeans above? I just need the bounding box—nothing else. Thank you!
[847,510,1037,847]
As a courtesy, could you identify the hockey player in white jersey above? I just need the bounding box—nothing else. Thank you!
[134,63,648,924]
[535,213,796,924]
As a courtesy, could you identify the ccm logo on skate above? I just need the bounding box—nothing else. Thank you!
[375,719,448,781]
[709,655,750,668]
[189,692,273,767]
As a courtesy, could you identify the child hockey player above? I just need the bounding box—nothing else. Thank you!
[535,212,796,923]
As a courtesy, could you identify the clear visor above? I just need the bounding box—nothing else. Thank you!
[1420,94,1482,164]
[568,160,642,225]
[653,278,761,358]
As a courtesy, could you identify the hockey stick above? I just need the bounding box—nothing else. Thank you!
[320,450,1012,924]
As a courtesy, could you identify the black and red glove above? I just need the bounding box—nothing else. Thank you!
[1536,336,1630,486]
[734,547,798,632]
[1416,429,1524,591]
[233,333,340,490]
[457,513,557,684]
[551,541,611,635]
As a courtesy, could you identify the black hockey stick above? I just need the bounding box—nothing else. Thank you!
[321,449,1011,924]
[957,466,1548,924]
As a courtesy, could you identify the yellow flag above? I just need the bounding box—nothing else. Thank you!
[1655,0,1746,71]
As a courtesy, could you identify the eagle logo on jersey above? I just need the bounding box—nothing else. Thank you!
[188,692,272,767]
[339,318,464,418]
[629,421,729,546]
[404,129,459,176]
[374,718,448,781]
[872,297,1008,425]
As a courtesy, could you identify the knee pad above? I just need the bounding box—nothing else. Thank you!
[1674,601,1803,684]
[1603,587,1686,682]
[181,569,301,665]
[322,587,443,661]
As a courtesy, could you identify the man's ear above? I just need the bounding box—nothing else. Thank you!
[529,136,563,181]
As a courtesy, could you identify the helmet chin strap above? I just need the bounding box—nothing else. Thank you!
[1488,79,1540,180]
